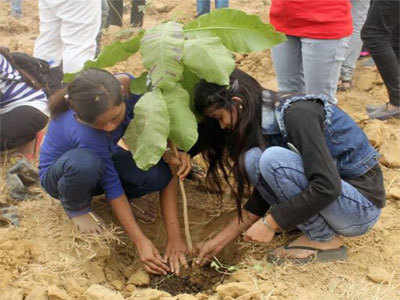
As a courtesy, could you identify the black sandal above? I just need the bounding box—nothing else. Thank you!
[267,245,348,265]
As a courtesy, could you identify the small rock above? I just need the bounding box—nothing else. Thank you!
[126,284,136,293]
[387,186,400,200]
[128,288,171,300]
[48,285,71,300]
[85,284,124,300]
[86,264,106,283]
[111,280,124,290]
[177,294,197,300]
[25,287,48,300]
[367,266,391,284]
[195,293,208,300]
[128,268,150,286]
[151,2,175,13]
[237,292,263,300]
[216,282,253,298]
[380,137,400,168]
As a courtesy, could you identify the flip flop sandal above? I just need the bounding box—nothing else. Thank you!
[267,245,348,265]
[0,206,19,226]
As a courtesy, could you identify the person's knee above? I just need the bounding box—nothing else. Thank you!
[336,224,371,237]
[259,147,289,173]
[244,147,262,185]
[63,149,104,186]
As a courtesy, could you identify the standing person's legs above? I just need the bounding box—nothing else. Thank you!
[96,0,110,56]
[340,0,370,87]
[197,0,211,16]
[131,0,145,27]
[361,0,400,119]
[108,0,124,26]
[33,0,63,68]
[215,0,229,9]
[301,37,347,104]
[271,35,305,93]
[59,0,101,73]
[256,147,380,241]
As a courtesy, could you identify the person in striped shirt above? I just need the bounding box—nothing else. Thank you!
[0,47,51,161]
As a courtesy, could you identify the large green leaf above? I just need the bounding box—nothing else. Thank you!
[124,89,169,170]
[63,31,144,82]
[140,22,184,90]
[183,36,235,86]
[130,72,148,94]
[183,9,286,53]
[180,67,200,111]
[163,84,198,151]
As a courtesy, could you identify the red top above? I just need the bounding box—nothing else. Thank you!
[270,0,353,39]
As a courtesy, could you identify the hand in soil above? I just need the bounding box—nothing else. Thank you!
[71,213,103,234]
[195,239,224,267]
[137,237,170,275]
[243,218,275,243]
[164,239,189,275]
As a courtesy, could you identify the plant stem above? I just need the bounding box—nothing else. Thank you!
[170,143,193,252]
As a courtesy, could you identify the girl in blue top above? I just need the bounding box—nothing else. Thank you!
[39,68,191,275]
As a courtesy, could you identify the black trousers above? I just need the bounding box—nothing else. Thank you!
[108,0,145,27]
[0,106,48,151]
[361,0,400,106]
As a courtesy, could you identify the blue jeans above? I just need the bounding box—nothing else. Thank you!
[11,0,22,15]
[41,148,172,217]
[196,0,229,16]
[244,147,381,241]
[341,0,370,81]
[271,35,347,104]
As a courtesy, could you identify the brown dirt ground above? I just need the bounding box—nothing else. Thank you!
[1,1,399,299]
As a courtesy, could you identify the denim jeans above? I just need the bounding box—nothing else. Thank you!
[244,147,381,241]
[341,0,370,81]
[271,35,347,104]
[196,0,229,16]
[361,0,400,106]
[41,148,172,217]
[11,0,22,15]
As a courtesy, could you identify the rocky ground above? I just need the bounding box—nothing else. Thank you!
[0,1,399,299]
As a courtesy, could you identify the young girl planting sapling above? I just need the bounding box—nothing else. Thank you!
[39,69,191,275]
[194,69,385,265]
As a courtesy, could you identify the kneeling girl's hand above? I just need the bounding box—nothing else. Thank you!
[136,237,170,275]
[164,238,189,275]
[163,150,192,180]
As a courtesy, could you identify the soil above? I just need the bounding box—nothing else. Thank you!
[1,1,400,299]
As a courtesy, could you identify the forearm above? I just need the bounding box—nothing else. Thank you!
[160,176,183,242]
[213,210,260,247]
[110,194,147,244]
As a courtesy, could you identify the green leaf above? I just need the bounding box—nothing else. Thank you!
[63,31,144,82]
[140,22,184,90]
[180,67,200,111]
[130,72,148,94]
[184,9,286,53]
[124,89,169,170]
[183,36,235,86]
[163,84,198,151]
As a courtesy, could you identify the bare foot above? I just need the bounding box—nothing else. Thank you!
[243,218,275,243]
[71,213,103,233]
[130,197,158,224]
[272,234,343,259]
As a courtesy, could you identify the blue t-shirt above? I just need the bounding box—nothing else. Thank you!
[39,93,140,201]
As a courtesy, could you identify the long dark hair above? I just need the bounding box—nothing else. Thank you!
[194,69,273,219]
[49,68,122,123]
[0,47,51,95]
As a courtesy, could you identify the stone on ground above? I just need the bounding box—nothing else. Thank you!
[84,284,124,300]
[0,288,24,300]
[216,282,254,298]
[128,288,171,300]
[25,287,48,300]
[128,268,150,286]
[48,285,71,300]
[367,266,392,284]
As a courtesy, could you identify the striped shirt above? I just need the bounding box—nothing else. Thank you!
[0,54,48,115]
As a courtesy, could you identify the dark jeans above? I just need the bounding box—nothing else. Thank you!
[0,106,48,151]
[361,0,400,106]
[41,148,172,217]
[108,0,145,27]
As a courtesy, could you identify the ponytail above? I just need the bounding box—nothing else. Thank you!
[49,88,70,119]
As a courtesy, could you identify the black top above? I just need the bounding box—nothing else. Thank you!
[244,100,385,230]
